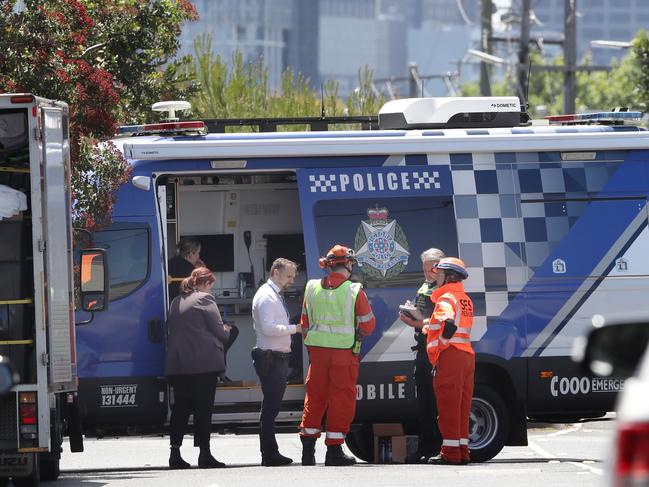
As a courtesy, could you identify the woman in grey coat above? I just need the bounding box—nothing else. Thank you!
[165,266,231,469]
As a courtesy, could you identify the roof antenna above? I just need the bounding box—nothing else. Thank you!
[421,80,424,98]
[521,59,532,124]
[524,59,532,109]
[152,101,191,122]
[321,83,325,118]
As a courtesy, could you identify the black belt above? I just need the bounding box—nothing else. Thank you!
[257,348,290,360]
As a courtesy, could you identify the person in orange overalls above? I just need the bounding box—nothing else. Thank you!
[402,257,474,465]
[298,245,376,466]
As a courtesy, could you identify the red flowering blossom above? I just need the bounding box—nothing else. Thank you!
[0,0,198,230]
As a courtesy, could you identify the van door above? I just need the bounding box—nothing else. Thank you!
[42,107,76,393]
[296,163,457,418]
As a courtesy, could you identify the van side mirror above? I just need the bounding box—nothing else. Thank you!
[79,248,109,312]
[574,321,649,378]
[0,356,17,395]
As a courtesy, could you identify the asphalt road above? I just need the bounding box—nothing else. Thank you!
[51,420,613,487]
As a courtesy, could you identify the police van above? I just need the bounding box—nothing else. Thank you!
[74,96,649,463]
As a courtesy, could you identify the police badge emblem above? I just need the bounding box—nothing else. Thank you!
[355,206,410,278]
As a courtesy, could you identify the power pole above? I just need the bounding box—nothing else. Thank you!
[480,0,493,96]
[564,0,577,113]
[518,0,531,104]
[409,64,419,98]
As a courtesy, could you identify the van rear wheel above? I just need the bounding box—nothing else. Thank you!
[469,384,510,462]
[345,424,373,463]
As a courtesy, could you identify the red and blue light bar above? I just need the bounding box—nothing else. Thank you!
[546,111,643,125]
[117,120,206,136]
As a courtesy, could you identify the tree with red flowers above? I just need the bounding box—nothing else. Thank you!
[0,0,198,230]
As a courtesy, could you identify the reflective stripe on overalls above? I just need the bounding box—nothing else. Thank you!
[303,279,361,349]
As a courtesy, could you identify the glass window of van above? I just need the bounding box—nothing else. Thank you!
[312,197,458,288]
[92,226,149,301]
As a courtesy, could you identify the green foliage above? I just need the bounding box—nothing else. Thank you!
[189,36,382,129]
[633,30,649,112]
[460,35,647,118]
[347,66,385,116]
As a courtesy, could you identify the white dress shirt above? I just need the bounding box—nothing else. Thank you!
[252,279,297,352]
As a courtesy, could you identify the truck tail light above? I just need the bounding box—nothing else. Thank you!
[18,392,37,425]
[615,422,649,485]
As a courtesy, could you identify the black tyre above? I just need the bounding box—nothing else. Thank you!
[345,424,373,463]
[39,456,60,482]
[469,384,510,463]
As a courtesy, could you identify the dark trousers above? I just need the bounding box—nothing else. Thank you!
[224,325,239,365]
[168,372,219,449]
[253,353,289,456]
[414,353,443,455]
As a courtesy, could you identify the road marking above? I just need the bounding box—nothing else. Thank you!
[528,433,604,476]
[529,423,583,438]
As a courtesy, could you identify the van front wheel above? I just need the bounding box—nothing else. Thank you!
[469,384,510,463]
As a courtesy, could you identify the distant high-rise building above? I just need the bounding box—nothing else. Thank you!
[178,0,319,90]
[528,0,648,66]
[421,0,480,26]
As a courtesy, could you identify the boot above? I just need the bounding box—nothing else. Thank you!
[300,436,316,466]
[324,444,356,466]
[168,446,190,470]
[262,451,293,467]
[198,447,226,469]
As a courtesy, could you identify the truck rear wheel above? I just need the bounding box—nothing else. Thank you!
[39,456,60,481]
[345,424,373,463]
[469,384,510,462]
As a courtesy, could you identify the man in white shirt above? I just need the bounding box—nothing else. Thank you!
[252,258,302,466]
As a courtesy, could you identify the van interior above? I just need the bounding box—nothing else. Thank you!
[158,172,307,422]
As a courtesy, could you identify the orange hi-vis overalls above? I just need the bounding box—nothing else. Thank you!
[299,272,376,446]
[424,282,475,464]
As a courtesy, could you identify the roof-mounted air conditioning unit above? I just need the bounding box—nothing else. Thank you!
[378,96,525,130]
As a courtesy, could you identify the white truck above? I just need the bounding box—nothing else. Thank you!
[0,93,107,486]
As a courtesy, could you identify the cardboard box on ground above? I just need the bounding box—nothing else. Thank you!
[372,424,418,463]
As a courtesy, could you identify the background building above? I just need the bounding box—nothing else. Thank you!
[178,0,319,90]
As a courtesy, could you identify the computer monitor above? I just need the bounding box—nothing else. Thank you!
[183,234,234,272]
[265,234,306,271]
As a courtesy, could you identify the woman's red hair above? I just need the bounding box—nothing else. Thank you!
[180,266,215,294]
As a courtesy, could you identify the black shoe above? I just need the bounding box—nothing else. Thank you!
[300,436,316,466]
[405,452,430,464]
[262,452,293,467]
[169,448,191,470]
[324,445,356,466]
[427,455,461,466]
[198,452,226,469]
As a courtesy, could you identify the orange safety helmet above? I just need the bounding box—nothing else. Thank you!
[435,257,469,279]
[319,244,357,269]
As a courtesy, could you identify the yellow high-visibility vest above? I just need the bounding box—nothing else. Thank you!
[304,279,361,349]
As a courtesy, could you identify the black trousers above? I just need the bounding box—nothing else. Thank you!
[414,353,443,456]
[168,372,219,449]
[253,353,289,456]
